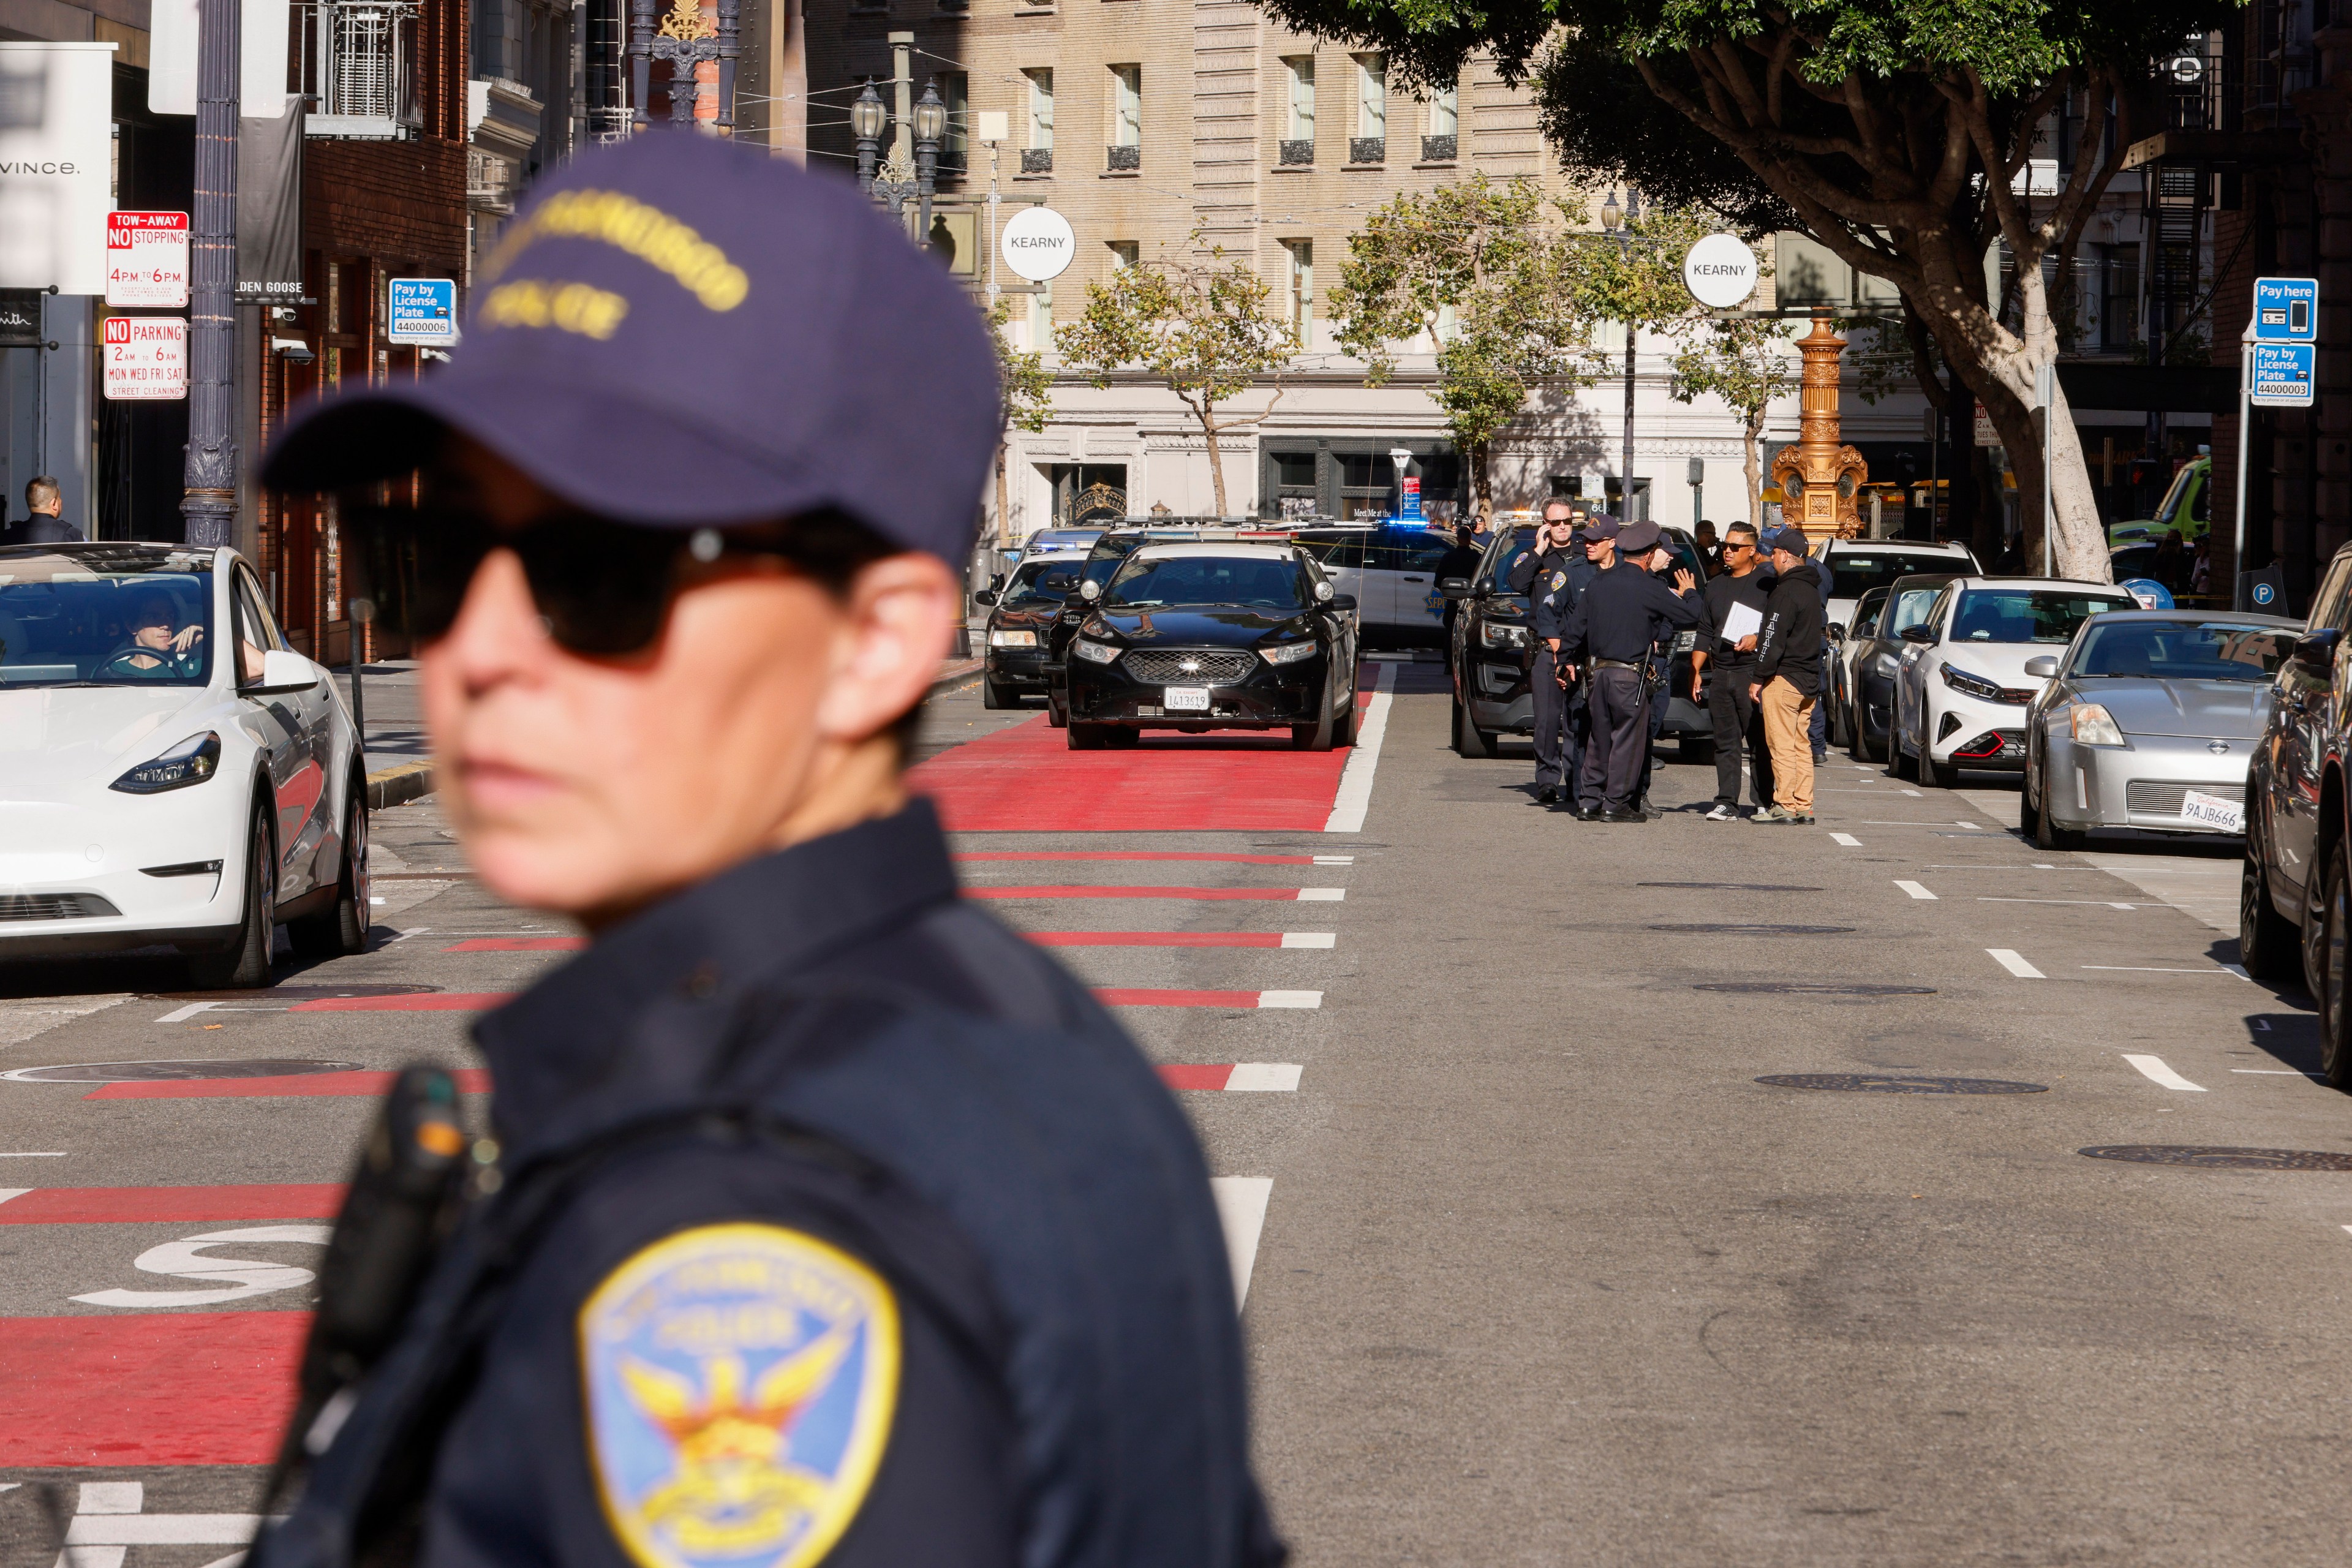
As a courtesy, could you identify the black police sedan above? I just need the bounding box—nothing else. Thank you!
[974,557,1076,707]
[1062,541,1360,751]
[1444,524,1539,757]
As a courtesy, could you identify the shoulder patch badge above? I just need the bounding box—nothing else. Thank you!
[580,1224,901,1568]
[1550,570,1567,590]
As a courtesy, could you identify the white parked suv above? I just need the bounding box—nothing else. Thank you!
[1891,575,2136,788]
[0,541,368,986]
[1815,538,1980,630]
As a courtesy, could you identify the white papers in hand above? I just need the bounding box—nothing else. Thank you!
[1717,600,1763,643]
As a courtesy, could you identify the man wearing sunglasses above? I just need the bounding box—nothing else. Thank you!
[252,136,1279,1568]
[1693,521,1775,820]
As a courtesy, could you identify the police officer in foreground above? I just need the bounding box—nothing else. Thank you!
[249,134,1281,1568]
[1558,518,1702,821]
[1515,500,1591,804]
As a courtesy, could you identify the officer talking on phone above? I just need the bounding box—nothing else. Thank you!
[247,134,1281,1568]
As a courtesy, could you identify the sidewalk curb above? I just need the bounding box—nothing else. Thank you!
[932,658,985,695]
[366,760,435,811]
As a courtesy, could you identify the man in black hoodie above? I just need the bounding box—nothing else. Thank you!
[1747,526,1825,823]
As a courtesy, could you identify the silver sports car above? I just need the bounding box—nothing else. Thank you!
[2019,609,2301,852]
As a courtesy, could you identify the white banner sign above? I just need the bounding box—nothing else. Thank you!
[107,211,190,307]
[0,43,117,293]
[147,0,291,118]
[104,315,189,401]
[1682,233,1758,309]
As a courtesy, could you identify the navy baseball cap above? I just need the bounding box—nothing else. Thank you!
[1582,515,1622,541]
[1765,526,1811,556]
[1616,519,1664,555]
[263,133,1000,565]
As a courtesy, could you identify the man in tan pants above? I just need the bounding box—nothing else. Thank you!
[1747,527,1826,825]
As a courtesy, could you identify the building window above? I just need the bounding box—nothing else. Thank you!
[1434,302,1457,342]
[1283,240,1313,339]
[2102,243,2141,352]
[1030,285,1054,352]
[1422,80,1457,162]
[1110,63,1141,147]
[1109,240,1139,270]
[1023,68,1054,173]
[1351,53,1385,163]
[294,0,422,133]
[1285,56,1314,139]
[940,72,968,177]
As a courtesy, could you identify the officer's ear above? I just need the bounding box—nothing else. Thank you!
[813,551,960,766]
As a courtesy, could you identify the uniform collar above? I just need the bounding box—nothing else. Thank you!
[472,797,961,1161]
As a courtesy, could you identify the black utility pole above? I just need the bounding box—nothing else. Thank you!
[181,0,239,548]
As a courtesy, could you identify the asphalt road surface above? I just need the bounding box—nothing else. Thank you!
[4,658,2350,1566]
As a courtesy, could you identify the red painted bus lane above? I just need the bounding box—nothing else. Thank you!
[0,1184,345,1224]
[966,885,1344,902]
[0,1310,305,1466]
[85,1068,493,1101]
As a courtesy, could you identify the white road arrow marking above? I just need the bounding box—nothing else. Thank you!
[2123,1054,2207,1091]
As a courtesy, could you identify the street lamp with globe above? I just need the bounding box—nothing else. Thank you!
[1599,187,1642,516]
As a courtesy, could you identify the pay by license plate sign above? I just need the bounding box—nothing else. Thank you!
[2180,790,2245,834]
[1164,685,1211,712]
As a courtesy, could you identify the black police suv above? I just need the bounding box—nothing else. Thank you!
[1061,541,1360,751]
[974,557,1076,707]
[1443,524,1539,758]
[2241,542,2352,1084]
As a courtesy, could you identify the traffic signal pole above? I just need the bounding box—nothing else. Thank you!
[180,0,239,548]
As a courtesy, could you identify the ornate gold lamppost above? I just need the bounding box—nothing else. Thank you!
[1769,308,1870,540]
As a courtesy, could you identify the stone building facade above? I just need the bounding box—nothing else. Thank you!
[804,0,1932,540]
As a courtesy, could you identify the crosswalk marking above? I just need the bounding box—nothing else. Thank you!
[1987,948,2045,978]
[2123,1054,2206,1092]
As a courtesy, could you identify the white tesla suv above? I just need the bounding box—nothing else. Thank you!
[0,542,368,986]
[1891,576,2136,788]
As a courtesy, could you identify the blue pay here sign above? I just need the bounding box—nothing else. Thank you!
[2251,341,2316,407]
[386,277,459,345]
[2252,276,2318,342]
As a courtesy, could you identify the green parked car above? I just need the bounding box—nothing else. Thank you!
[2108,456,2211,547]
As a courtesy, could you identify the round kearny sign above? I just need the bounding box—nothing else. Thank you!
[1001,206,1076,282]
[1683,233,1759,309]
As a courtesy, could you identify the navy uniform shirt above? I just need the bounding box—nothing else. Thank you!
[1521,549,1591,644]
[1558,559,1702,663]
[405,802,1260,1568]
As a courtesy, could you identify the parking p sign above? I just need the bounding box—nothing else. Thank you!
[387,277,458,345]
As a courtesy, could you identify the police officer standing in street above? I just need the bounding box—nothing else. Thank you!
[1517,499,1593,804]
[1559,518,1702,821]
[249,134,1281,1568]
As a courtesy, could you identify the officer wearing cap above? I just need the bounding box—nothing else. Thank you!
[1512,500,1592,804]
[247,135,1281,1568]
[1558,518,1702,821]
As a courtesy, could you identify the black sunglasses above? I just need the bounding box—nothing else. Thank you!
[342,508,742,657]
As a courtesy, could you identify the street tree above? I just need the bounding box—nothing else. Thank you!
[987,299,1055,549]
[1253,0,2231,579]
[1327,175,1598,510]
[1057,239,1300,516]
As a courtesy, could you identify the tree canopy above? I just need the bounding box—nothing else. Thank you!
[1256,0,2243,576]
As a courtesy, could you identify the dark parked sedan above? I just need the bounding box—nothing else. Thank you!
[1062,542,1360,751]
[1839,571,1962,762]
[974,557,1076,707]
[1444,524,1538,757]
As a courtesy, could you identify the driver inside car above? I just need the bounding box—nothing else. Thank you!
[116,590,266,680]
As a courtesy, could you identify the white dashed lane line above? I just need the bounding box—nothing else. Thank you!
[2124,1054,2207,1091]
[1830,833,1861,847]
[1987,949,2046,979]
[1894,880,1936,900]
[1210,1177,1274,1310]
[1297,888,1346,902]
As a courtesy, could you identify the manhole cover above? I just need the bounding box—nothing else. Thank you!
[1697,982,1937,996]
[1639,882,1822,892]
[1758,1073,2048,1095]
[1651,923,1854,935]
[147,983,441,1003]
[2078,1145,2352,1170]
[3,1059,364,1084]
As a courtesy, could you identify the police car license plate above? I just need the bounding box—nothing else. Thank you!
[2180,790,2244,834]
[1164,686,1210,712]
